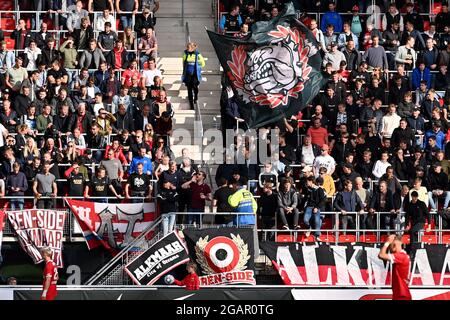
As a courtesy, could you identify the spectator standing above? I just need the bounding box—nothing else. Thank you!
[6,162,28,210]
[320,1,343,33]
[125,162,152,203]
[333,179,364,231]
[182,42,205,110]
[219,5,243,34]
[116,0,139,29]
[363,35,389,72]
[405,191,430,244]
[33,161,57,209]
[182,171,212,225]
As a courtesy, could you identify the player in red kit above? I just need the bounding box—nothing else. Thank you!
[41,247,58,300]
[378,235,412,300]
[174,262,200,290]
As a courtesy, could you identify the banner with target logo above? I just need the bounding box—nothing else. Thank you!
[206,2,323,128]
[183,227,256,286]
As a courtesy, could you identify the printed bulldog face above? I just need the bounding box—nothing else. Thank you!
[243,40,302,96]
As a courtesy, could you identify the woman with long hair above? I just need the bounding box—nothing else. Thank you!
[143,123,155,149]
[22,137,40,165]
[122,26,136,61]
[182,42,205,109]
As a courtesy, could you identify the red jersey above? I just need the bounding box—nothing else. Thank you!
[389,250,412,300]
[41,260,58,300]
[174,273,200,291]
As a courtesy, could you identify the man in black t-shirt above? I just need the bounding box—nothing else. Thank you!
[84,166,122,202]
[66,162,86,197]
[213,177,234,225]
[126,163,152,203]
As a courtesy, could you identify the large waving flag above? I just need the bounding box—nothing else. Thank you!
[65,199,155,253]
[0,210,4,265]
[207,2,323,128]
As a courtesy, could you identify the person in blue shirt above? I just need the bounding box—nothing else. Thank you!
[424,122,446,150]
[411,61,431,90]
[129,147,153,175]
[320,1,343,33]
[219,5,243,34]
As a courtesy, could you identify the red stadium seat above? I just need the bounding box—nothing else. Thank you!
[359,234,377,243]
[422,235,438,244]
[338,234,356,243]
[401,234,410,245]
[318,234,335,243]
[299,234,316,242]
[423,20,430,31]
[276,234,295,242]
[442,235,450,244]
[433,2,442,15]
[116,18,120,31]
[5,38,15,50]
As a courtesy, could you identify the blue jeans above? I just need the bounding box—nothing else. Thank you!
[428,191,450,210]
[303,207,322,237]
[188,208,203,225]
[139,52,157,69]
[162,213,176,236]
[120,15,132,29]
[10,199,24,210]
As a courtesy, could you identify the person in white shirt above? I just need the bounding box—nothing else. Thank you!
[96,8,116,32]
[372,151,391,179]
[381,104,402,138]
[24,40,42,71]
[409,177,429,207]
[141,58,162,88]
[309,19,327,53]
[312,144,336,178]
[395,36,416,71]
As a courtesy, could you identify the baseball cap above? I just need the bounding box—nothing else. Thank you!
[352,5,359,11]
[412,106,420,111]
[344,163,353,169]
[330,41,337,47]
[2,88,10,94]
[321,144,330,151]
[302,165,313,173]
[416,166,424,172]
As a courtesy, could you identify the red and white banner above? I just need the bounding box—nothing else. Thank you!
[291,289,450,300]
[65,199,155,252]
[260,242,450,286]
[7,209,66,268]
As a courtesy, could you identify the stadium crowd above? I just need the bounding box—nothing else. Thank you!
[1,0,450,244]
[217,0,450,242]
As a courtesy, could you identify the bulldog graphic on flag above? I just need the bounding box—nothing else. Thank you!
[207,2,323,128]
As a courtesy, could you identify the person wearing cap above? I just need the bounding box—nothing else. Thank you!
[312,144,336,178]
[407,106,425,139]
[350,5,364,37]
[323,41,346,71]
[134,6,155,38]
[427,162,450,213]
[320,1,343,33]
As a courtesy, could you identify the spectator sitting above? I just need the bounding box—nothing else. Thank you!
[277,178,299,230]
[73,17,94,50]
[142,58,162,89]
[323,42,346,71]
[411,61,431,91]
[303,176,327,239]
[381,104,401,138]
[96,8,116,32]
[409,177,429,208]
[427,162,450,213]
[258,162,278,189]
[337,22,359,50]
[138,27,158,70]
[372,151,391,179]
[367,180,395,230]
[129,147,153,175]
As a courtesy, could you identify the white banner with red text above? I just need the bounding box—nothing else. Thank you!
[6,209,66,268]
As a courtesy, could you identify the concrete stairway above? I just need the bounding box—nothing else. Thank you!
[155,0,221,174]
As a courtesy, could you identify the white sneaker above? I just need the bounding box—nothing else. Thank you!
[430,209,438,213]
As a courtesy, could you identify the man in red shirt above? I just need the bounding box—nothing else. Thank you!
[378,234,412,300]
[306,118,329,148]
[181,171,212,225]
[41,247,58,300]
[174,262,200,291]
